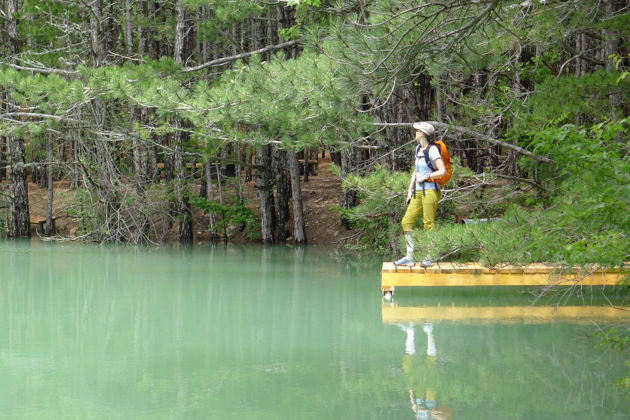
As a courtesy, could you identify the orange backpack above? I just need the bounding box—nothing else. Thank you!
[416,140,452,188]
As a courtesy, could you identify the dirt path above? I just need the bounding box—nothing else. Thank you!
[291,158,352,245]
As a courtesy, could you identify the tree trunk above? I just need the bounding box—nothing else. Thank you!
[44,134,54,236]
[173,120,193,242]
[93,100,122,241]
[256,145,274,244]
[287,149,306,244]
[70,137,80,188]
[435,77,444,122]
[174,0,186,63]
[137,1,146,56]
[245,148,253,182]
[129,106,150,241]
[574,33,585,77]
[121,1,149,239]
[204,162,218,240]
[236,142,243,203]
[303,148,310,183]
[134,107,152,184]
[7,131,30,237]
[87,0,124,241]
[340,147,358,230]
[215,163,224,206]
[0,136,6,182]
[273,148,291,242]
[90,0,106,66]
[123,0,134,56]
[215,163,227,241]
[173,0,193,242]
[5,0,30,238]
[603,0,622,121]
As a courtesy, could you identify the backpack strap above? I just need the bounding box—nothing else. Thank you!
[417,143,440,192]
[422,143,439,172]
[423,143,442,190]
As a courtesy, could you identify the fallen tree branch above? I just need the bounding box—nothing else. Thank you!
[181,40,298,73]
[494,173,547,194]
[1,62,80,76]
[0,112,81,123]
[373,121,553,164]
[2,40,298,76]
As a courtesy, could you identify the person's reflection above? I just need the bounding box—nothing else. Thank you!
[396,322,450,419]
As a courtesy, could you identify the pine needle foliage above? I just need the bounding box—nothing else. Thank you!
[206,51,369,149]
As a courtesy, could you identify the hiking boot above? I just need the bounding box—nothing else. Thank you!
[394,256,415,266]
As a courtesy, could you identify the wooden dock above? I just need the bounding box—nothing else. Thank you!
[382,262,628,295]
[381,304,630,325]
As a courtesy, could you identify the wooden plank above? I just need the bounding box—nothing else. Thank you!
[382,262,628,275]
[523,263,553,274]
[381,304,630,324]
[436,262,455,273]
[423,264,441,275]
[451,262,480,274]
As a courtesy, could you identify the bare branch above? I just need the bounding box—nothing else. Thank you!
[1,62,81,75]
[373,121,554,164]
[181,40,298,73]
[0,112,81,123]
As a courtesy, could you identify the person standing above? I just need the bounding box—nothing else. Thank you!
[394,122,447,267]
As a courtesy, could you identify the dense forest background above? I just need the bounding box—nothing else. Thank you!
[0,0,628,268]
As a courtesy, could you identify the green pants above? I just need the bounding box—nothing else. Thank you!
[401,189,441,232]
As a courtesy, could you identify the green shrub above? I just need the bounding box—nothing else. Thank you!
[339,159,494,253]
[188,193,260,240]
[65,188,105,238]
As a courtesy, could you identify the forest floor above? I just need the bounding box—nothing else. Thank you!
[23,155,359,246]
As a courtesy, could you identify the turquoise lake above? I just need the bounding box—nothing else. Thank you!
[1,240,628,419]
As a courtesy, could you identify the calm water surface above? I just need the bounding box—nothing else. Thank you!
[1,240,628,419]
